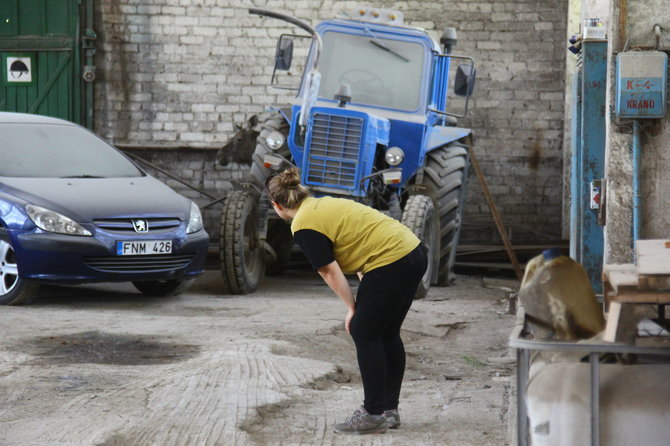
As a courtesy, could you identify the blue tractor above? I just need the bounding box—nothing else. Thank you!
[218,7,476,298]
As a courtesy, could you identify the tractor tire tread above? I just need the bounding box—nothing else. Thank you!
[422,142,470,285]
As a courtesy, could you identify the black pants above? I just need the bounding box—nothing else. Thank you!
[349,244,428,415]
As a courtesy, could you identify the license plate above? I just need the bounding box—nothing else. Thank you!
[116,240,173,256]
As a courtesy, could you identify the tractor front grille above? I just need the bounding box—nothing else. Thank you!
[305,113,364,189]
[84,254,194,273]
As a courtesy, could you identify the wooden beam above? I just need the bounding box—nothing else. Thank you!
[466,137,524,281]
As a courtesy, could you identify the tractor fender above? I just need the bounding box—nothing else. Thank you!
[423,126,472,156]
[269,106,293,125]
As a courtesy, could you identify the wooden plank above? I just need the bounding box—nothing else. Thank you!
[637,239,670,275]
[454,261,521,270]
[602,264,638,295]
[603,302,623,342]
[638,275,670,291]
[603,302,640,343]
[607,292,670,304]
[603,264,670,301]
[466,138,524,281]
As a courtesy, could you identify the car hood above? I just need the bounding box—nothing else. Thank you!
[0,176,191,222]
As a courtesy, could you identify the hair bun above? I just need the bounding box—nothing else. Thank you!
[281,167,301,189]
[265,166,310,208]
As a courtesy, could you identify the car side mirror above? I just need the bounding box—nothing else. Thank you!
[274,36,294,71]
[454,64,476,97]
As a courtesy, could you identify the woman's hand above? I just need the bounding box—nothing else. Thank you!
[345,307,355,334]
[317,261,357,334]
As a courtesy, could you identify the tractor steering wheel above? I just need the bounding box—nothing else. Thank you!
[339,69,386,93]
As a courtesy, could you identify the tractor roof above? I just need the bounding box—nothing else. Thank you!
[339,7,405,26]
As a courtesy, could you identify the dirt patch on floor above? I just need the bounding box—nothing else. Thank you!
[15,331,200,366]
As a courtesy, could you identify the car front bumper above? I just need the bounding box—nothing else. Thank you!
[11,229,209,283]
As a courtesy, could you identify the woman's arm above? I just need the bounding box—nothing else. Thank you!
[317,260,356,334]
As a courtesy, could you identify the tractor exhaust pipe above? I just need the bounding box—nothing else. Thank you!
[249,8,323,128]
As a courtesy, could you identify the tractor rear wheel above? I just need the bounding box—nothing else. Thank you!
[219,190,265,294]
[401,195,438,299]
[422,142,470,285]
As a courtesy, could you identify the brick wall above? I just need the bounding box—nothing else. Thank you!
[95,0,567,245]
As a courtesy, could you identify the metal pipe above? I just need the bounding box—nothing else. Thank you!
[632,119,641,255]
[570,70,583,260]
[590,353,600,446]
[124,152,218,200]
[516,347,530,446]
[85,0,95,129]
[248,8,323,129]
[618,0,628,52]
[249,8,322,67]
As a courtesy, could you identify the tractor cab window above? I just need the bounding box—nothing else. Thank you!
[317,31,426,111]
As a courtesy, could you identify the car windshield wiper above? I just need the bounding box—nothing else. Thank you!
[60,175,104,179]
[365,27,409,63]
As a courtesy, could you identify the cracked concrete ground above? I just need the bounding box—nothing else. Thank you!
[0,269,517,445]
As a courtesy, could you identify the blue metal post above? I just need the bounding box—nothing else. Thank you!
[573,40,607,294]
[632,119,641,254]
[570,68,583,259]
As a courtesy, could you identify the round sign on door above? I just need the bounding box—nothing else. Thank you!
[5,55,34,84]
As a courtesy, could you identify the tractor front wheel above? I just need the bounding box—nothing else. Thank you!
[401,194,439,299]
[219,190,265,294]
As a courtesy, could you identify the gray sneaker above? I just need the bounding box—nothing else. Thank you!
[383,409,401,429]
[334,407,387,435]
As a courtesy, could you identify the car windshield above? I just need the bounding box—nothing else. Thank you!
[0,123,143,178]
[317,30,426,111]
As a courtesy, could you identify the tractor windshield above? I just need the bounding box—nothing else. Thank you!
[317,30,426,111]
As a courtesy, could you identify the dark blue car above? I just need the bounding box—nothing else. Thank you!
[0,112,210,304]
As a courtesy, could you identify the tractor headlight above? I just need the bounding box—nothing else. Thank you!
[385,147,404,166]
[187,201,204,234]
[26,204,92,236]
[265,131,285,151]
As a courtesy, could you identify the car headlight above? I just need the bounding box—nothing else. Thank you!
[265,130,285,151]
[385,147,404,166]
[25,204,92,236]
[187,201,204,234]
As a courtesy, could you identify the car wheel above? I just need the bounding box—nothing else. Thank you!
[0,238,38,305]
[132,279,194,297]
[401,195,438,300]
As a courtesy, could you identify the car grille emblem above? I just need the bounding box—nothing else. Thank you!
[132,219,149,233]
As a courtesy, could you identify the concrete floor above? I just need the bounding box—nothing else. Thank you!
[0,269,518,445]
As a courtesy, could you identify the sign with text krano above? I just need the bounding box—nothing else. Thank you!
[615,51,667,119]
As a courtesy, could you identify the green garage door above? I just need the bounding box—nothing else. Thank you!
[0,0,93,127]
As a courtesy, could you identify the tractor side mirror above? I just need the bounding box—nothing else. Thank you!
[454,64,476,97]
[274,36,294,71]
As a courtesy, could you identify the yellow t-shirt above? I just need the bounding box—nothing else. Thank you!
[290,196,420,274]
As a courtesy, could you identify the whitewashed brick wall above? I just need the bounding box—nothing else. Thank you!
[94,0,567,244]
